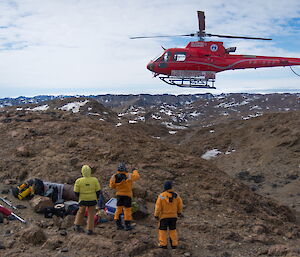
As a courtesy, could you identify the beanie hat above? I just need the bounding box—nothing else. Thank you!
[118,162,127,172]
[164,181,172,191]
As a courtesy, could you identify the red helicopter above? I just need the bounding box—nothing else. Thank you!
[131,11,300,89]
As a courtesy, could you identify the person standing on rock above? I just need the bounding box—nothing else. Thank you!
[109,162,140,231]
[154,181,183,249]
[73,165,101,235]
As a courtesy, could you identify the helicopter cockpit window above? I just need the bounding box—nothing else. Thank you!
[173,52,186,62]
[163,52,171,62]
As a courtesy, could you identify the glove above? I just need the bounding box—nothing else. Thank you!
[177,213,183,218]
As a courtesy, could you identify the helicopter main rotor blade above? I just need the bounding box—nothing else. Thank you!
[197,11,205,38]
[130,33,197,39]
[205,33,272,40]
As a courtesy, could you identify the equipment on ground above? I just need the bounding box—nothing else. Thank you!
[12,182,33,200]
[130,11,300,89]
[0,197,17,210]
[105,198,117,216]
[0,204,27,223]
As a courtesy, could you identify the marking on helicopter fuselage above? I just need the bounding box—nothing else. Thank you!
[185,58,282,70]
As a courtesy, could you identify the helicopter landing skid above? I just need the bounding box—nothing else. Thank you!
[159,76,216,89]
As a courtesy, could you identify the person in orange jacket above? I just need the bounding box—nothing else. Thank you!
[109,162,140,230]
[154,181,183,249]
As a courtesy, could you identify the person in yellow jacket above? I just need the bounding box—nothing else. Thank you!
[154,181,183,249]
[73,165,101,235]
[109,162,140,230]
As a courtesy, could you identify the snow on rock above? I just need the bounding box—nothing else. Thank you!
[116,123,122,127]
[169,131,177,135]
[242,113,263,120]
[160,109,173,116]
[26,105,49,111]
[250,105,262,110]
[201,149,222,160]
[225,149,236,155]
[216,100,250,108]
[189,111,201,117]
[59,100,89,113]
[129,120,138,124]
[162,122,187,130]
[87,112,101,116]
[151,114,161,120]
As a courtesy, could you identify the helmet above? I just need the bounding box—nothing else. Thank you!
[118,162,127,172]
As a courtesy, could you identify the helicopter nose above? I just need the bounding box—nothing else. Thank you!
[147,61,154,71]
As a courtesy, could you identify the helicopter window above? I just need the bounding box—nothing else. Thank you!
[173,52,186,62]
[163,52,171,62]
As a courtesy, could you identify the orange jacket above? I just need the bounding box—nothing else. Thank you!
[109,170,140,197]
[154,190,183,219]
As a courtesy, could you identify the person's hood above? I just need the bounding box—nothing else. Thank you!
[81,165,92,177]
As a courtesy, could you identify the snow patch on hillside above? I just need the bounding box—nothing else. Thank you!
[25,104,49,111]
[201,149,222,160]
[59,100,89,113]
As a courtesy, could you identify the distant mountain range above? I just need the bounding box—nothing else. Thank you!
[1,93,299,128]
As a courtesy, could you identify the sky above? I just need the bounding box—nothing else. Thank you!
[0,0,300,98]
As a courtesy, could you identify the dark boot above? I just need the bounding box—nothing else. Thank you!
[170,238,177,249]
[159,246,168,249]
[73,225,84,233]
[116,219,125,230]
[125,221,133,231]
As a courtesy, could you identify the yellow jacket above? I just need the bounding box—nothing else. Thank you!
[109,170,140,197]
[74,165,101,202]
[154,190,183,219]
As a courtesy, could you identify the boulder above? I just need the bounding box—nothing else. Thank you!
[268,245,289,256]
[19,226,47,245]
[132,200,149,220]
[30,195,54,213]
[15,145,33,157]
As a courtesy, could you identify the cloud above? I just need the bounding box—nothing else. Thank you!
[0,0,300,97]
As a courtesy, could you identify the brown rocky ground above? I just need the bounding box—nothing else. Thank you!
[170,111,300,215]
[0,107,300,257]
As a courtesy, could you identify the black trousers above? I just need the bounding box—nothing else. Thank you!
[159,218,177,230]
[116,195,132,207]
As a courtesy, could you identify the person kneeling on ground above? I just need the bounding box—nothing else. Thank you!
[154,181,183,249]
[109,162,140,231]
[73,165,101,235]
